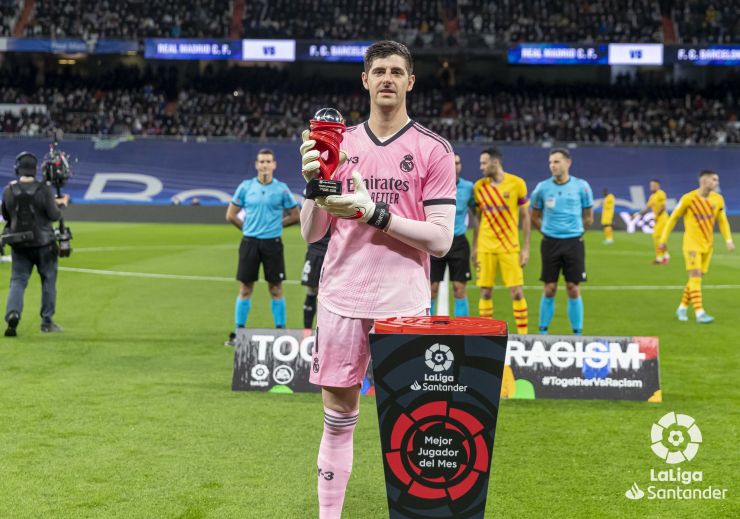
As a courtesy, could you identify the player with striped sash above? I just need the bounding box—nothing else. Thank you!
[472,147,531,333]
[659,170,734,323]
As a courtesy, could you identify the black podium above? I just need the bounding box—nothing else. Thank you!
[370,317,508,519]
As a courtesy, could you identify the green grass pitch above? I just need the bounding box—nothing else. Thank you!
[0,222,737,518]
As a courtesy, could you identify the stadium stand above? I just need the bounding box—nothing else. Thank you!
[7,0,734,44]
[25,0,232,39]
[1,66,737,144]
[672,1,740,44]
[0,0,19,36]
[457,0,663,47]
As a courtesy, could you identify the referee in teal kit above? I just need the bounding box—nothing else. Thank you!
[530,148,593,336]
[225,148,299,345]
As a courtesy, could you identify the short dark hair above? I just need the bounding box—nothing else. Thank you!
[480,147,503,160]
[650,178,661,184]
[699,169,717,178]
[364,40,413,74]
[549,147,571,159]
[256,148,274,158]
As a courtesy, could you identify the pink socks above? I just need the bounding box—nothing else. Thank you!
[317,407,359,519]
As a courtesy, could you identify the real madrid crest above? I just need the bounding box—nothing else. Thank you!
[400,154,414,173]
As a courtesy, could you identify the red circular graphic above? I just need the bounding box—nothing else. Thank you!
[385,401,490,501]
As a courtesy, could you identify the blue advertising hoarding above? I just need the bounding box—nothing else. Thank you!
[144,39,241,60]
[295,41,371,62]
[0,37,138,54]
[508,44,608,65]
[671,45,740,66]
[0,138,736,217]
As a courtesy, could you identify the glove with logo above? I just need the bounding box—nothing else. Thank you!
[300,129,347,183]
[317,171,392,230]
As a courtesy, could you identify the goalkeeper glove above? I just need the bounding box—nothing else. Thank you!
[300,129,346,183]
[317,171,392,230]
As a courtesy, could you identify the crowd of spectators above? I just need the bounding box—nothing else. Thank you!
[0,0,18,36]
[11,0,736,45]
[1,66,737,145]
[673,1,739,44]
[25,0,231,39]
[244,0,453,47]
[243,0,666,46]
[458,0,663,47]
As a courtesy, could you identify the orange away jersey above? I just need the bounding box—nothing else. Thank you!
[663,190,730,253]
[474,173,528,253]
[647,189,667,217]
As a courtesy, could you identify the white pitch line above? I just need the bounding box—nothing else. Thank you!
[58,267,240,283]
[57,266,740,290]
[73,244,232,252]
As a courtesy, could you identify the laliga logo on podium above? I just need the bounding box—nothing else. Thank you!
[650,412,702,464]
[425,343,454,372]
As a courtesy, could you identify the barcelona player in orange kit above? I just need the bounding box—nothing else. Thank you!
[659,170,734,323]
[472,147,530,334]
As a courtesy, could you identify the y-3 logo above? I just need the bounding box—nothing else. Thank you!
[318,467,334,480]
[347,156,359,164]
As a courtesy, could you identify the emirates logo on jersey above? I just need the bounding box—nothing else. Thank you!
[400,154,414,173]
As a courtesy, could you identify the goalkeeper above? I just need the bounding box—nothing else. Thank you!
[299,41,456,519]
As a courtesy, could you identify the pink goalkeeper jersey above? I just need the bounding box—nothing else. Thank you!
[318,120,456,319]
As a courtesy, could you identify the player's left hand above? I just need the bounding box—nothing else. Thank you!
[318,171,376,223]
[519,248,529,267]
[727,240,735,252]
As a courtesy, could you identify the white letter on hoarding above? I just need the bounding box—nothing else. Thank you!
[84,173,163,202]
[529,341,551,368]
[251,335,274,361]
[505,340,525,366]
[611,342,647,370]
[300,336,314,363]
[273,335,299,362]
[584,342,610,369]
[549,341,575,368]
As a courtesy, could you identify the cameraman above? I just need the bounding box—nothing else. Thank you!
[1,152,69,336]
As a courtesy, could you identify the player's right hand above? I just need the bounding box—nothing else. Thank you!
[300,129,348,183]
[300,130,321,183]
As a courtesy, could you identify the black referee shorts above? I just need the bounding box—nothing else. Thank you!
[430,234,472,283]
[540,235,587,284]
[237,237,286,284]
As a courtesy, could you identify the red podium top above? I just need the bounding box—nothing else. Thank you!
[374,316,508,336]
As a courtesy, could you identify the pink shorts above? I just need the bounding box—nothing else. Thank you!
[310,301,428,388]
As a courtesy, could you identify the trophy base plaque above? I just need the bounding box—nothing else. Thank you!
[306,178,343,200]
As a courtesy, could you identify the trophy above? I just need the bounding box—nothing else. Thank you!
[305,107,346,200]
